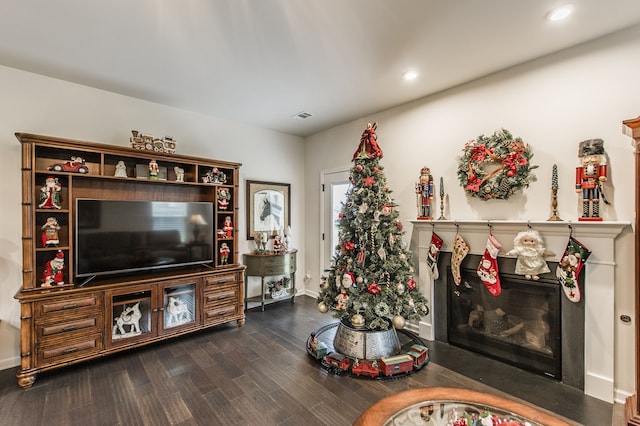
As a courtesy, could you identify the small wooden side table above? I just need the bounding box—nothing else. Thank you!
[243,249,297,311]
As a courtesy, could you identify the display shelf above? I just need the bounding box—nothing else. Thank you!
[14,132,245,389]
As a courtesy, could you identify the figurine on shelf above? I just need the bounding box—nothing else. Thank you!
[41,250,65,287]
[576,138,609,221]
[149,159,159,180]
[283,225,292,251]
[174,166,185,182]
[219,242,230,265]
[254,231,269,253]
[114,160,128,178]
[506,230,555,280]
[202,167,227,184]
[41,217,61,247]
[217,188,231,210]
[273,235,283,253]
[38,176,62,209]
[223,216,233,238]
[415,167,434,220]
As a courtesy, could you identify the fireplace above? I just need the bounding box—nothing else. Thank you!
[441,254,584,383]
[434,254,584,388]
[409,220,627,402]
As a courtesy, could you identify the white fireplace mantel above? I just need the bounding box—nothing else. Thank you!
[409,219,630,403]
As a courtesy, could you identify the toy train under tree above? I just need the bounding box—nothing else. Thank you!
[308,333,429,379]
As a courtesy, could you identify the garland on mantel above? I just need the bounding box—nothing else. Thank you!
[457,129,537,200]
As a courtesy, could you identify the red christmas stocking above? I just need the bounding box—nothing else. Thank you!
[451,234,469,285]
[426,232,443,280]
[477,234,502,296]
[556,236,591,302]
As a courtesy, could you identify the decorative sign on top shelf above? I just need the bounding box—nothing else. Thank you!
[130,130,176,154]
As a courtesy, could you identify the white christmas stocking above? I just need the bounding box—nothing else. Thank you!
[477,234,502,296]
[451,234,469,285]
[426,232,443,280]
[556,236,591,302]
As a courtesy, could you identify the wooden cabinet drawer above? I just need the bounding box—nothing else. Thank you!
[262,264,296,275]
[36,334,102,366]
[204,273,238,287]
[244,252,296,275]
[35,294,101,318]
[36,314,102,341]
[204,287,238,307]
[203,305,238,322]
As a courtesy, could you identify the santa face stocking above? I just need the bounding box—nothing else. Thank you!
[426,232,443,280]
[477,234,502,296]
[556,236,591,302]
[451,234,469,285]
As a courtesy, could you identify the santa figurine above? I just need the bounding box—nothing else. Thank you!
[42,251,65,287]
[335,289,349,311]
[38,176,62,209]
[575,138,608,221]
[41,217,61,247]
[217,188,231,210]
[223,216,233,238]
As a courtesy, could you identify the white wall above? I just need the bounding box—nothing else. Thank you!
[304,24,640,401]
[0,65,305,369]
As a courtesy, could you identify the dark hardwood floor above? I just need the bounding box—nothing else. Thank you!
[0,295,617,425]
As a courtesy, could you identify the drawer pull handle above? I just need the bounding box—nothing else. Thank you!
[62,304,79,310]
[217,295,229,300]
[63,347,79,354]
[62,325,79,332]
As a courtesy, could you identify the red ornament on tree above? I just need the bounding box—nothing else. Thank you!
[367,283,381,294]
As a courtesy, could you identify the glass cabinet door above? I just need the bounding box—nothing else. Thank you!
[110,290,153,343]
[162,283,196,330]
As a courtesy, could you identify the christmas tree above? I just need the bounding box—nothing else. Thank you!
[317,123,429,330]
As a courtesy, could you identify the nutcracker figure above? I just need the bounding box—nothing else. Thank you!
[149,159,159,180]
[415,167,434,220]
[219,243,230,265]
[575,139,608,221]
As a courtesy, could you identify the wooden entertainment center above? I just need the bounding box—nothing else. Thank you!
[14,132,244,389]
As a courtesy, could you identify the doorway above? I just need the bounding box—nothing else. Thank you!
[320,168,350,279]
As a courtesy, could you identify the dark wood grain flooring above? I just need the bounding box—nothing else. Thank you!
[0,295,615,425]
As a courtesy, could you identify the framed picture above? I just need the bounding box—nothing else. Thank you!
[246,180,290,239]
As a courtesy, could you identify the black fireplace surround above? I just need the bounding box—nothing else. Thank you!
[433,253,585,390]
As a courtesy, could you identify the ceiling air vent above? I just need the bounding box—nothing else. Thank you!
[291,111,312,119]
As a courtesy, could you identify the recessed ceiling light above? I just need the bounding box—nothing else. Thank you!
[546,4,575,21]
[403,71,418,81]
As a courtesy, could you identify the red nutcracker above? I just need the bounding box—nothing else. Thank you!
[219,242,230,265]
[575,139,609,221]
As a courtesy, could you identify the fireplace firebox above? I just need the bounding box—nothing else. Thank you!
[447,265,561,378]
[433,253,585,390]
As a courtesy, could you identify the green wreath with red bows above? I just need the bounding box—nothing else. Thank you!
[457,129,537,200]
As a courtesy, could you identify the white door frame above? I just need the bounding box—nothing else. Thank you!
[319,166,350,281]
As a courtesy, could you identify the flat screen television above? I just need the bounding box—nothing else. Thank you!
[75,199,214,284]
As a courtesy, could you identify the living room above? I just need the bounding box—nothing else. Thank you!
[1,2,639,425]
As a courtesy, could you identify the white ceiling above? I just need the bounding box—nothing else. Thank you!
[2,1,640,137]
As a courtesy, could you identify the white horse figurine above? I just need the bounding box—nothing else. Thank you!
[112,302,142,337]
[166,296,190,325]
